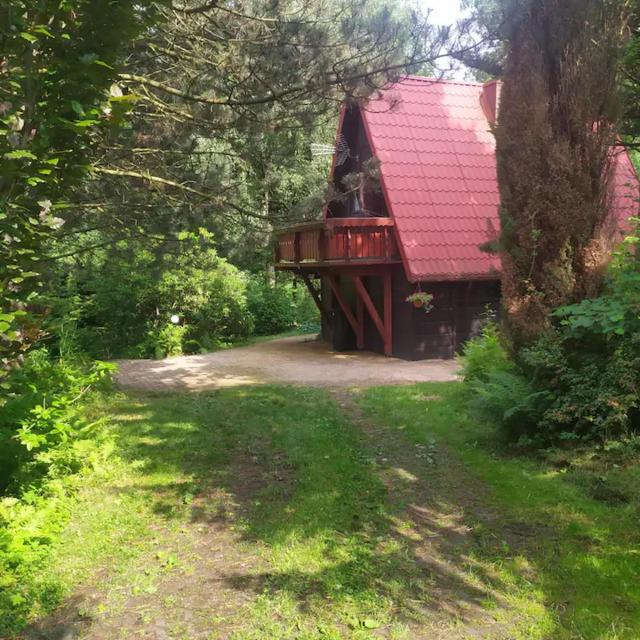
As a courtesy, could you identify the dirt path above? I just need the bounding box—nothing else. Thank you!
[115,335,460,392]
[331,392,516,639]
[24,387,528,640]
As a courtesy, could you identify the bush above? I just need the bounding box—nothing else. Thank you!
[0,350,114,632]
[468,369,549,441]
[461,322,548,441]
[520,331,640,442]
[462,221,640,445]
[143,324,187,359]
[460,320,514,383]
[182,338,202,355]
[48,230,253,359]
[0,350,114,492]
[247,275,319,336]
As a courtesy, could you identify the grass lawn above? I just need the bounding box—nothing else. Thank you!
[359,383,640,640]
[7,382,640,639]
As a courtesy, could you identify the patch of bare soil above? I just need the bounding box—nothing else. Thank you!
[332,391,528,640]
[114,335,459,392]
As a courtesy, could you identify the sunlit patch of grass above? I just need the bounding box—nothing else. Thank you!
[359,382,640,640]
[18,386,516,638]
[19,381,637,638]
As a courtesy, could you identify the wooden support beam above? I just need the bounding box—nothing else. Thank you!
[328,276,361,340]
[300,273,329,325]
[355,290,364,350]
[384,272,393,356]
[353,275,392,356]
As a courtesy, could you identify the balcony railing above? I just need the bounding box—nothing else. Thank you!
[275,217,400,267]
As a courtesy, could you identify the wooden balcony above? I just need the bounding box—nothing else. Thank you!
[275,217,400,269]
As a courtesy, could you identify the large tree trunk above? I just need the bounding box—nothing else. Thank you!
[495,0,628,346]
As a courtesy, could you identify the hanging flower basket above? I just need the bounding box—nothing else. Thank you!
[405,291,433,313]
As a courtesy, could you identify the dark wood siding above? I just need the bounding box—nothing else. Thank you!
[393,274,500,360]
[320,268,500,360]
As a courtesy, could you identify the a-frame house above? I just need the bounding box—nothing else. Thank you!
[275,76,640,360]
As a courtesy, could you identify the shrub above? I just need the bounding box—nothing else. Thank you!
[143,324,187,359]
[248,279,295,335]
[0,350,115,632]
[468,369,549,441]
[182,338,202,355]
[462,322,548,441]
[520,331,640,442]
[247,275,319,336]
[463,222,640,446]
[460,320,514,383]
[0,350,114,492]
[48,230,253,358]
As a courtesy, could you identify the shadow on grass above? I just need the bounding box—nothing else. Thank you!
[24,385,565,638]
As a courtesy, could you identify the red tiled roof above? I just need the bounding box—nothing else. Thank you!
[360,76,640,282]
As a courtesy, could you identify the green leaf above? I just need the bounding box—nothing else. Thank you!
[32,25,54,38]
[4,150,37,160]
[70,119,100,128]
[71,100,85,116]
[93,60,115,69]
[19,32,38,43]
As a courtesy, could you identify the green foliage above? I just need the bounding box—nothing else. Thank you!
[404,291,434,313]
[144,324,187,359]
[553,220,640,339]
[520,333,640,442]
[468,369,549,440]
[462,322,547,440]
[460,319,514,383]
[464,224,640,445]
[48,230,254,358]
[0,349,114,492]
[0,349,114,632]
[247,275,320,336]
[0,0,148,377]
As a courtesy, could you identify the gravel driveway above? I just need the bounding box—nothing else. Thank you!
[115,334,460,392]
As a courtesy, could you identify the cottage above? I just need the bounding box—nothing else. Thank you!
[275,76,640,360]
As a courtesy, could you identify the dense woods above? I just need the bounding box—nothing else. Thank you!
[2,0,640,635]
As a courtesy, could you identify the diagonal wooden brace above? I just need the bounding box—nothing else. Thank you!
[352,275,392,356]
[300,272,330,325]
[328,276,362,346]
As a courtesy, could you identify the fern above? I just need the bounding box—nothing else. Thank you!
[469,370,549,439]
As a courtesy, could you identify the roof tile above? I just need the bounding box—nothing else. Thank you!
[361,76,639,281]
